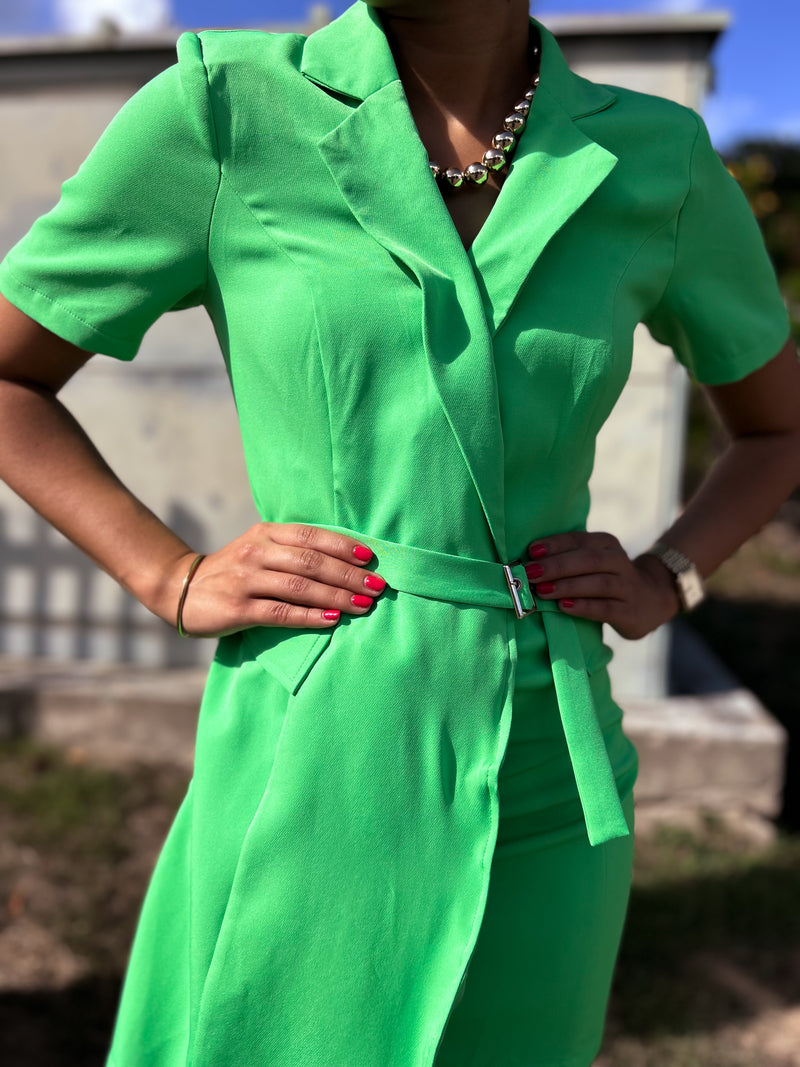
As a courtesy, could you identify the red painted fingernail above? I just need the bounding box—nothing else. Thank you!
[353,546,373,563]
[322,610,340,622]
[529,544,548,559]
[351,594,373,608]
[364,574,386,592]
[560,599,576,609]
[525,563,544,579]
[537,583,556,595]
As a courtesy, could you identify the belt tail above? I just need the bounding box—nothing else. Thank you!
[541,611,631,847]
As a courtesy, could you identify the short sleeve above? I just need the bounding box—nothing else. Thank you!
[0,32,220,361]
[643,114,790,385]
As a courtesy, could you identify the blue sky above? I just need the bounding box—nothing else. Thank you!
[2,1,797,151]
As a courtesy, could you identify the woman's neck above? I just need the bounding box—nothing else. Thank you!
[368,1,534,130]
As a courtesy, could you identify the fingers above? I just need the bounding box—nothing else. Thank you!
[260,540,382,593]
[523,532,677,640]
[178,523,389,637]
[200,599,350,634]
[530,572,624,602]
[246,599,348,631]
[268,522,375,568]
[525,532,624,584]
[524,531,630,626]
[227,523,387,628]
[245,563,385,618]
[529,531,619,559]
[243,525,386,615]
[542,597,609,621]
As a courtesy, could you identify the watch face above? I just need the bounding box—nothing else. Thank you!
[677,568,705,611]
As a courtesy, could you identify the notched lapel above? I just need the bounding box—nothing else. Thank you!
[317,89,509,555]
[471,25,619,337]
[316,83,464,283]
[297,7,622,558]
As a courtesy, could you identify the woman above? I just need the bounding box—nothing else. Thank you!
[0,1,798,1064]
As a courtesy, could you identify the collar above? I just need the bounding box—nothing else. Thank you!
[300,1,617,120]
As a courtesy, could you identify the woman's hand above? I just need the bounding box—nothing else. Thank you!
[524,532,681,640]
[170,522,387,638]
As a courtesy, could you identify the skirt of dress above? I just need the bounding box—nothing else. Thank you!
[107,607,638,1067]
[433,675,638,1067]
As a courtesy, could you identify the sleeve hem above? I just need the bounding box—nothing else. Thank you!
[0,262,139,361]
[688,320,793,386]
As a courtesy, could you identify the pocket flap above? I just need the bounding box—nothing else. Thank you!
[240,627,333,695]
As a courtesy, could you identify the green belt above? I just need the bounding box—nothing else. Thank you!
[315,525,630,848]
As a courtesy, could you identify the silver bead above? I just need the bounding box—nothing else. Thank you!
[429,161,441,179]
[444,168,464,188]
[503,112,526,134]
[514,98,531,117]
[524,87,536,101]
[492,130,515,153]
[464,162,489,185]
[482,148,506,172]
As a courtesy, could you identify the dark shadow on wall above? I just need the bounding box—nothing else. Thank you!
[0,503,209,668]
[682,596,800,833]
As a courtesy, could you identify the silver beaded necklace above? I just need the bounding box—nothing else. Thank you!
[428,30,542,190]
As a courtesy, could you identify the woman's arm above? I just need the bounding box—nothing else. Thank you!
[653,337,800,575]
[524,337,800,639]
[0,295,386,635]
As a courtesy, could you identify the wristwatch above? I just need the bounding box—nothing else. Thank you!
[644,541,705,612]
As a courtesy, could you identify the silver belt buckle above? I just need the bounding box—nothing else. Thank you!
[503,560,537,619]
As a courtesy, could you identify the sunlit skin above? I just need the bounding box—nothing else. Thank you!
[0,2,798,640]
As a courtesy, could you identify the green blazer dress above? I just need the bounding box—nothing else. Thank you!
[0,4,790,1064]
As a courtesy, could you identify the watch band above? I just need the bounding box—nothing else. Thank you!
[645,541,705,612]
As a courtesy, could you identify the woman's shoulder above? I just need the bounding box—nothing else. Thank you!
[580,76,704,152]
[171,28,317,131]
[181,27,307,84]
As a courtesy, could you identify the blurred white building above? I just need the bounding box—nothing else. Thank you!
[55,0,172,35]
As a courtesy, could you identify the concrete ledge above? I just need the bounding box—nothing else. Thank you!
[541,10,730,37]
[0,658,788,827]
[623,690,786,819]
[0,658,204,770]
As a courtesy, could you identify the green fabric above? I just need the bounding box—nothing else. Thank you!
[318,524,630,846]
[435,792,636,1066]
[0,3,791,1064]
[541,610,628,845]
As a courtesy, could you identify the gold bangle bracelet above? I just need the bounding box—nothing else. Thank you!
[176,554,206,638]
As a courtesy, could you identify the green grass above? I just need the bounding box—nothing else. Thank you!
[0,740,130,860]
[754,548,800,579]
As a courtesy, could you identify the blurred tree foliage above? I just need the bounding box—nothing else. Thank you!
[681,140,800,503]
[724,140,800,341]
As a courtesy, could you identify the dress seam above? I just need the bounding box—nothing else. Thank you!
[640,112,702,323]
[215,170,340,520]
[194,33,224,309]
